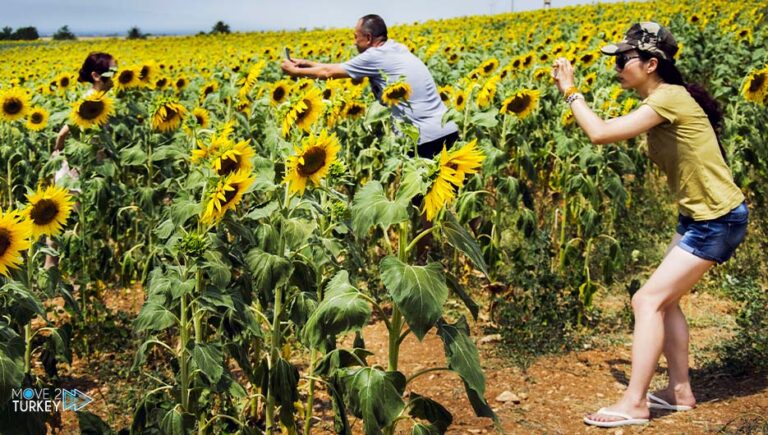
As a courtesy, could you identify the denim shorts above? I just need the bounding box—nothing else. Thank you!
[676,201,749,264]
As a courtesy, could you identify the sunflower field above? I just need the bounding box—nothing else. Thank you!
[1,0,767,433]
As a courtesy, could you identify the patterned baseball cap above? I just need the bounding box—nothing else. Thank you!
[601,22,679,61]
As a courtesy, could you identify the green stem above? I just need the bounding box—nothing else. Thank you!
[24,323,32,375]
[180,292,190,411]
[388,222,410,372]
[304,349,317,435]
[6,156,12,208]
[265,283,283,434]
[405,225,439,255]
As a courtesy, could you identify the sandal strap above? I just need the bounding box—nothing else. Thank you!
[647,392,673,407]
[596,407,634,420]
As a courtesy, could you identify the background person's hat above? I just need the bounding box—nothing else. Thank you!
[601,22,678,60]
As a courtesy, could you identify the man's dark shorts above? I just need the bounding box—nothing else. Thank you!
[412,131,460,159]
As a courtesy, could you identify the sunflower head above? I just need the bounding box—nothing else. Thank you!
[0,209,32,277]
[115,68,140,91]
[281,87,324,137]
[381,81,412,107]
[1,87,31,121]
[26,107,50,131]
[500,89,540,119]
[70,91,114,129]
[201,170,256,225]
[270,80,292,106]
[342,101,366,119]
[423,140,484,221]
[23,185,74,238]
[453,90,467,111]
[742,68,768,103]
[283,129,342,195]
[438,85,453,103]
[151,98,187,132]
[192,107,210,129]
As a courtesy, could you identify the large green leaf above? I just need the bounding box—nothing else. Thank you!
[441,212,489,278]
[192,342,224,384]
[133,299,177,333]
[395,164,428,204]
[271,357,300,431]
[77,411,114,435]
[436,318,496,420]
[245,248,292,294]
[380,256,448,340]
[411,424,440,435]
[314,348,373,377]
[350,181,408,237]
[160,405,194,435]
[0,325,24,401]
[445,274,479,321]
[303,271,371,350]
[408,393,453,433]
[342,367,406,435]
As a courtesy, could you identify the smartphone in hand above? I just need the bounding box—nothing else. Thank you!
[285,48,293,62]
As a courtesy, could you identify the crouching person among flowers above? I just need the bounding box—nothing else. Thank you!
[551,22,748,428]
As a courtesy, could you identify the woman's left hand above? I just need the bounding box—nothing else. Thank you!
[552,57,576,94]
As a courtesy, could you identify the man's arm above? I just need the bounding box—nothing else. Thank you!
[281,59,350,80]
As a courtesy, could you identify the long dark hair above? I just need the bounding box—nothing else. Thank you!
[78,52,114,84]
[638,51,728,162]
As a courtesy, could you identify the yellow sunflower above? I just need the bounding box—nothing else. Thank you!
[138,62,157,86]
[26,107,49,131]
[0,209,32,277]
[199,81,219,101]
[175,76,189,92]
[151,99,187,132]
[211,140,255,176]
[192,107,210,129]
[270,80,292,106]
[283,129,341,195]
[155,77,169,89]
[342,101,366,119]
[500,89,540,119]
[115,68,140,91]
[191,121,235,164]
[438,85,453,104]
[0,87,30,121]
[201,170,256,225]
[478,58,500,76]
[562,110,575,126]
[281,87,324,137]
[381,81,412,107]
[476,76,500,108]
[22,185,74,238]
[742,68,767,103]
[453,89,467,111]
[55,73,74,92]
[70,91,114,129]
[423,140,485,221]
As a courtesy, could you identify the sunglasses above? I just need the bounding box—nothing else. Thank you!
[615,53,640,70]
[100,66,118,79]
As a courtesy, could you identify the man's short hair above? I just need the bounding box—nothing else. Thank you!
[359,14,387,41]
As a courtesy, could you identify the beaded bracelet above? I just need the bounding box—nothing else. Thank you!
[566,92,584,105]
[563,86,579,99]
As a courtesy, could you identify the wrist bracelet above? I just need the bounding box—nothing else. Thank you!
[563,86,579,98]
[566,92,584,105]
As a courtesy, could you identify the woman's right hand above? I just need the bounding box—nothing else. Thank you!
[551,57,576,94]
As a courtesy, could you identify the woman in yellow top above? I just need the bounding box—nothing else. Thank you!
[551,22,748,427]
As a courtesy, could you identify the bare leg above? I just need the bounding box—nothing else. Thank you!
[587,246,713,422]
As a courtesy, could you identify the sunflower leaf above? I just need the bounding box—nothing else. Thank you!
[351,181,408,237]
[380,256,448,340]
[441,212,489,278]
[341,367,406,435]
[302,271,371,350]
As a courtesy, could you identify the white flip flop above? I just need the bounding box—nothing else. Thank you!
[647,392,694,411]
[583,407,650,427]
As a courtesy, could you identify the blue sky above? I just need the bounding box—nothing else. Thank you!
[5,0,622,35]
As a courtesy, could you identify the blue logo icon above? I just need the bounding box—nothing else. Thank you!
[23,388,34,400]
[62,389,93,411]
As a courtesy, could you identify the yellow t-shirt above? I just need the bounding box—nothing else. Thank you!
[642,84,744,220]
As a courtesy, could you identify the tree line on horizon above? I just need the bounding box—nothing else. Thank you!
[0,21,232,41]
